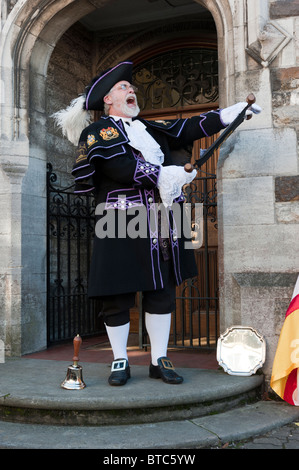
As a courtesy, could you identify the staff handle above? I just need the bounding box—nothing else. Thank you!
[184,93,256,173]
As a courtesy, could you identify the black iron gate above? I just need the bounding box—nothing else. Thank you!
[46,163,104,345]
[170,172,219,349]
[47,164,218,349]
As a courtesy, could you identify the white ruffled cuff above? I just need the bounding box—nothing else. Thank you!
[157,165,197,207]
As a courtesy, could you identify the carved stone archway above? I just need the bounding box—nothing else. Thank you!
[0,0,235,356]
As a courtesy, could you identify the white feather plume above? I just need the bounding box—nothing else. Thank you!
[51,95,91,146]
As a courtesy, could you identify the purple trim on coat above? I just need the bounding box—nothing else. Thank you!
[105,189,143,211]
[145,189,163,290]
[198,114,209,137]
[74,170,95,181]
[74,187,95,193]
[87,136,128,152]
[172,119,188,137]
[131,148,142,161]
[71,163,90,174]
[133,159,160,187]
[109,118,129,141]
[89,145,127,161]
[145,119,188,137]
[168,210,182,285]
[199,110,224,136]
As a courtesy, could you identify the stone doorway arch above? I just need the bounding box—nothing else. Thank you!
[0,0,234,356]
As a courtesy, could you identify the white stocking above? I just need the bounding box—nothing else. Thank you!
[105,322,130,360]
[145,312,171,365]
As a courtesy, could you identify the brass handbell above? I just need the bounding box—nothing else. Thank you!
[61,334,86,390]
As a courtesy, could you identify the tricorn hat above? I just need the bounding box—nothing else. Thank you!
[52,61,134,145]
[85,61,133,111]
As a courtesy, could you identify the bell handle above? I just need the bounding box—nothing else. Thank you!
[73,334,82,365]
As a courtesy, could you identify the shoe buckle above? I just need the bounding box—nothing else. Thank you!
[111,359,127,372]
[161,358,175,370]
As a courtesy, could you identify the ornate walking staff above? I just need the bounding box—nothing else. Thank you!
[184,93,256,173]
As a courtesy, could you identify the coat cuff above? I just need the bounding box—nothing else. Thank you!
[133,158,161,188]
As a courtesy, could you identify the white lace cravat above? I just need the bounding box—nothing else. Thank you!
[112,116,197,207]
[124,119,164,166]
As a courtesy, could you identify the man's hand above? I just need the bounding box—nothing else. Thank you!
[220,101,262,126]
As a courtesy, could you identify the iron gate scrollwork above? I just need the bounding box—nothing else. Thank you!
[133,48,219,111]
[46,163,104,345]
[170,172,219,349]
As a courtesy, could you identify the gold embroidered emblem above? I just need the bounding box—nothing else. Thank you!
[87,134,97,147]
[100,127,119,141]
[75,143,87,163]
[155,120,171,126]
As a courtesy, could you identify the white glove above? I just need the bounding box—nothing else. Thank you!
[220,102,262,126]
[158,165,197,207]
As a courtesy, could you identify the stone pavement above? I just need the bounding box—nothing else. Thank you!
[213,421,299,449]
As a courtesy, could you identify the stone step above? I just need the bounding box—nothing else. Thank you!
[1,401,299,449]
[1,358,299,449]
[0,358,263,426]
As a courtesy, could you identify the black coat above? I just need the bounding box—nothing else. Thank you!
[72,112,225,297]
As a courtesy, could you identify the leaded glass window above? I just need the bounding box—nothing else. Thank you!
[133,48,219,111]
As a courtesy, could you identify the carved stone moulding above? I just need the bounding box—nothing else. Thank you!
[246,20,292,67]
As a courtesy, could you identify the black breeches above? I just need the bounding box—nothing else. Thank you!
[101,260,176,327]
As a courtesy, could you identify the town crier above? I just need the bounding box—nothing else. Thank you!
[53,61,261,386]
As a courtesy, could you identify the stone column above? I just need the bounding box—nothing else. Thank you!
[0,0,101,356]
[0,143,29,356]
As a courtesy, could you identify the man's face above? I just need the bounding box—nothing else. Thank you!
[104,81,140,118]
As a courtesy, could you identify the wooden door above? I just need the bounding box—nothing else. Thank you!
[130,104,220,349]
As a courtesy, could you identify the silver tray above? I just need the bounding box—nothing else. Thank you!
[217,325,266,376]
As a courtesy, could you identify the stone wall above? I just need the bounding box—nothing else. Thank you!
[270,0,299,19]
[218,0,299,385]
[46,22,94,187]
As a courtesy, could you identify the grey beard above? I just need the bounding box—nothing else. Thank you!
[122,101,140,118]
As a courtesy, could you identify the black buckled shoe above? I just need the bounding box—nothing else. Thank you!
[149,356,183,384]
[108,358,130,386]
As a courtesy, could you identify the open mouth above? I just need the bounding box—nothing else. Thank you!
[126,95,136,107]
